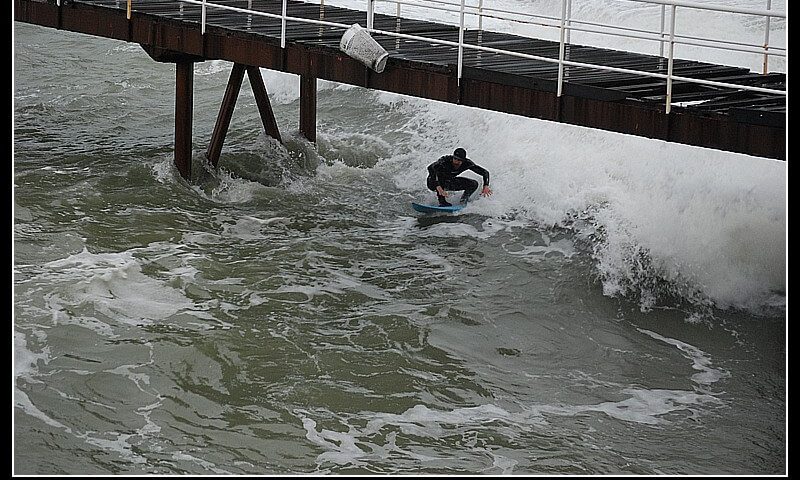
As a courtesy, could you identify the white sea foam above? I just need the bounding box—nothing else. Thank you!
[298,403,538,469]
[638,328,730,387]
[403,247,456,274]
[171,452,232,474]
[40,247,197,329]
[255,70,350,106]
[537,388,723,425]
[296,380,722,470]
[15,389,71,431]
[14,330,49,379]
[503,235,577,260]
[194,59,234,77]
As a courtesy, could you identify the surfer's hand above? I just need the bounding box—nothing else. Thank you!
[481,186,493,197]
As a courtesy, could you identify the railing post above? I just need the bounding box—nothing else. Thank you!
[477,0,484,31]
[665,4,677,114]
[565,0,572,45]
[367,0,374,31]
[395,1,401,51]
[318,0,325,37]
[126,0,131,20]
[281,0,287,48]
[201,0,206,34]
[658,4,666,57]
[762,0,772,74]
[557,0,568,97]
[457,0,466,84]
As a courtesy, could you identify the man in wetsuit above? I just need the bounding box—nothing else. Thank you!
[426,148,492,206]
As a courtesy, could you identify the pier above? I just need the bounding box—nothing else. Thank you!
[14,0,786,178]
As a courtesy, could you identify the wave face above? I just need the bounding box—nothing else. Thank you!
[258,0,787,314]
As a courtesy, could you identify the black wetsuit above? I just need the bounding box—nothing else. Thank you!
[426,155,490,203]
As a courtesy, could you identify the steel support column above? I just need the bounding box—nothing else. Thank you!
[299,74,317,144]
[174,61,194,179]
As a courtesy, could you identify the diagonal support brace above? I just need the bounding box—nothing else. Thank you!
[206,63,246,167]
[207,63,284,168]
[246,66,283,144]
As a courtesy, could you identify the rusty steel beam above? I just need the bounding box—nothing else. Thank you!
[207,63,247,167]
[246,66,283,144]
[14,0,60,29]
[174,61,194,179]
[141,44,206,63]
[299,75,317,144]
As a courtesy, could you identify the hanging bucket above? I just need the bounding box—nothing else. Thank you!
[339,24,389,73]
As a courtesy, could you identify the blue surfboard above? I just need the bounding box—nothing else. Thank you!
[411,202,465,214]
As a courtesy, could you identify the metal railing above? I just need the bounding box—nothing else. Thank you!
[123,0,786,113]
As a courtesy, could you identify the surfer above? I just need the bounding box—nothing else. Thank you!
[426,148,492,206]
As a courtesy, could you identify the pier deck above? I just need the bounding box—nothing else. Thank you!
[15,0,786,160]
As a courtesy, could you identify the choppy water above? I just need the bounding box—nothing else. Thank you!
[13,0,786,475]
